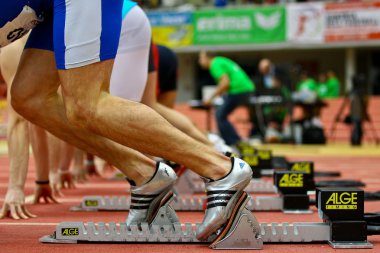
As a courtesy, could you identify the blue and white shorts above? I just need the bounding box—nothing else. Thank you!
[0,0,123,70]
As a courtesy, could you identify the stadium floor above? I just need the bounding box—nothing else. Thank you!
[0,143,379,253]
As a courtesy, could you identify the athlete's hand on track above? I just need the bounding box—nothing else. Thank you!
[0,187,36,219]
[59,170,76,189]
[32,184,59,204]
[73,166,87,183]
[50,171,64,197]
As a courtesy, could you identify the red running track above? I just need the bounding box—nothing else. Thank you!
[0,155,379,253]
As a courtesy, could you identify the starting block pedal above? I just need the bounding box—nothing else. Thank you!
[42,188,375,249]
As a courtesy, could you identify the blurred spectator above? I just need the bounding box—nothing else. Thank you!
[254,58,291,142]
[293,70,327,144]
[317,72,328,98]
[257,59,291,91]
[297,70,317,92]
[199,51,255,145]
[333,74,369,146]
[326,70,340,97]
[317,70,340,99]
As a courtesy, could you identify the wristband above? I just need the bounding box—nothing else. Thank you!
[35,180,50,185]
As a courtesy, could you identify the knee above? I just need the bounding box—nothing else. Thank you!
[10,84,41,120]
[7,113,28,139]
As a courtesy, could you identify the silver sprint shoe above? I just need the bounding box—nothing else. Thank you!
[126,162,177,226]
[196,157,253,241]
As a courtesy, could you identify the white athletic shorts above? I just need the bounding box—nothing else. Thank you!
[110,6,151,102]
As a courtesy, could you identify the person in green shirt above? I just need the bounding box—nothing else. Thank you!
[317,72,328,98]
[325,70,340,98]
[297,71,317,92]
[199,51,255,145]
[317,70,340,99]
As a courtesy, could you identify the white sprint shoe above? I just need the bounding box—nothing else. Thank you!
[196,157,256,241]
[126,162,177,226]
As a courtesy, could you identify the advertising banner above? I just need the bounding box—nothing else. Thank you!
[252,6,286,43]
[193,6,286,45]
[287,2,325,43]
[325,2,380,42]
[147,12,193,47]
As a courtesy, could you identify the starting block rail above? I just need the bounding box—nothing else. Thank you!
[42,204,372,249]
[40,220,331,245]
[42,204,332,248]
[43,188,375,249]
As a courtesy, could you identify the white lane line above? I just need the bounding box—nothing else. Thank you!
[0,222,58,226]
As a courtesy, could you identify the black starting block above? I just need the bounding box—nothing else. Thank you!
[316,187,372,248]
[274,171,312,213]
[287,161,315,190]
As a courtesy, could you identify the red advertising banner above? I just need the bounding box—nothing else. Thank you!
[325,2,380,42]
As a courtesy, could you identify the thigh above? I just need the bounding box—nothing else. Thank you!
[110,6,151,102]
[0,37,27,85]
[141,71,158,107]
[53,0,123,104]
[110,48,150,102]
[118,6,151,54]
[53,0,123,70]
[13,5,58,98]
[12,49,60,100]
